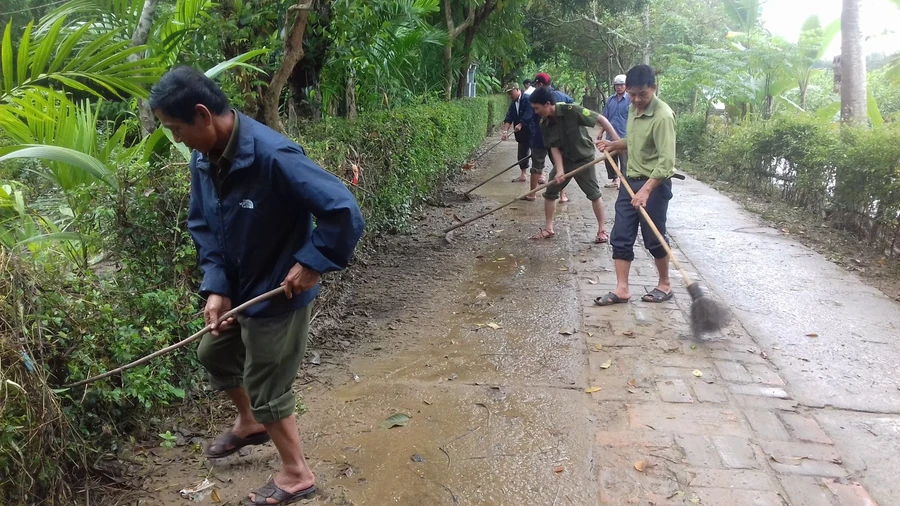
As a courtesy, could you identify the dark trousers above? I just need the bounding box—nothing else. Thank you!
[605,152,627,180]
[610,177,673,262]
[517,140,531,170]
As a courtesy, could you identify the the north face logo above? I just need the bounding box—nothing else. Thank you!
[239,199,254,209]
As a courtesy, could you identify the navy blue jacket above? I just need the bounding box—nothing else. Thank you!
[504,96,532,142]
[529,88,574,149]
[188,113,365,317]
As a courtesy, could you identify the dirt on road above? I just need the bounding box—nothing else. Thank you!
[102,134,899,506]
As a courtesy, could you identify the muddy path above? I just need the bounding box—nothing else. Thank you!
[114,137,601,505]
[107,133,900,506]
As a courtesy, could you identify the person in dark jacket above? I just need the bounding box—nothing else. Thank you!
[501,84,532,182]
[149,66,364,505]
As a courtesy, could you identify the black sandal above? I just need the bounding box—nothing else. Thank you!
[641,288,674,303]
[595,292,630,306]
[204,430,270,459]
[245,479,317,505]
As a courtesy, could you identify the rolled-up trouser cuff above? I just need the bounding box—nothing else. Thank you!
[647,245,669,259]
[543,159,601,200]
[530,147,548,174]
[251,389,297,424]
[209,375,243,391]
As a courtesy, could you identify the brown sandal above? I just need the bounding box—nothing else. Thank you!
[531,228,556,240]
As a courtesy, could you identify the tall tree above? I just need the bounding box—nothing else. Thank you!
[129,0,160,136]
[454,0,498,98]
[442,0,475,100]
[840,0,867,125]
[260,1,314,132]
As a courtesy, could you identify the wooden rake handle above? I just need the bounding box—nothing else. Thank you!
[464,155,530,196]
[602,151,695,286]
[444,156,605,234]
[64,287,286,388]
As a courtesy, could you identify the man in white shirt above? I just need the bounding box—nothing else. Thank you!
[523,79,535,97]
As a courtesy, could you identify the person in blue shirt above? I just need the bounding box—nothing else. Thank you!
[149,66,364,505]
[601,74,630,189]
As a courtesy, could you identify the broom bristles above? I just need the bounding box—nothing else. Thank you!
[687,282,730,336]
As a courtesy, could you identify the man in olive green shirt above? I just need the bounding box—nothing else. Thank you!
[595,65,677,306]
[527,87,620,242]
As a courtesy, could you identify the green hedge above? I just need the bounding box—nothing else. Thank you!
[290,95,508,232]
[684,114,900,253]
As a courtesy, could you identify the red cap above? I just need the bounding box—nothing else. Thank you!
[534,72,551,85]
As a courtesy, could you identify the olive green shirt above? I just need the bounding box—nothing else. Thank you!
[625,96,676,180]
[541,103,601,163]
[211,109,240,194]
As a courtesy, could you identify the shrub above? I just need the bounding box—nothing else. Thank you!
[292,95,507,233]
[686,114,900,254]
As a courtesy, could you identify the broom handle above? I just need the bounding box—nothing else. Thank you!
[444,156,605,234]
[64,287,285,388]
[471,138,503,163]
[602,151,695,286]
[464,155,530,196]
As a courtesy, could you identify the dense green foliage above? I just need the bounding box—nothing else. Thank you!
[680,114,900,254]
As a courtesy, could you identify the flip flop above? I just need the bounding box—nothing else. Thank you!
[595,231,609,243]
[538,176,547,184]
[641,288,674,303]
[245,480,317,505]
[204,430,271,459]
[595,292,630,306]
[531,228,555,240]
[519,195,536,201]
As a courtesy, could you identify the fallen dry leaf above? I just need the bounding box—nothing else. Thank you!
[587,279,598,285]
[627,379,637,387]
[487,322,501,329]
[496,257,506,261]
[593,344,603,352]
[585,386,602,393]
[600,359,612,369]
[476,291,487,299]
[559,328,574,336]
[559,267,569,271]
[588,332,593,337]
[634,460,646,472]
[452,214,463,222]
[806,333,818,338]
[692,369,703,377]
[553,465,565,473]
[622,330,634,337]
[210,489,221,503]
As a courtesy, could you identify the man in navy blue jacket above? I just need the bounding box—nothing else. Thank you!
[150,66,364,505]
[501,84,532,182]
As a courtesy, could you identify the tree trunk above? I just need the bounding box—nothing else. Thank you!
[346,74,357,119]
[840,0,867,125]
[261,2,313,133]
[641,0,651,65]
[442,0,475,101]
[690,87,698,113]
[799,83,808,110]
[129,0,159,137]
[455,30,476,98]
